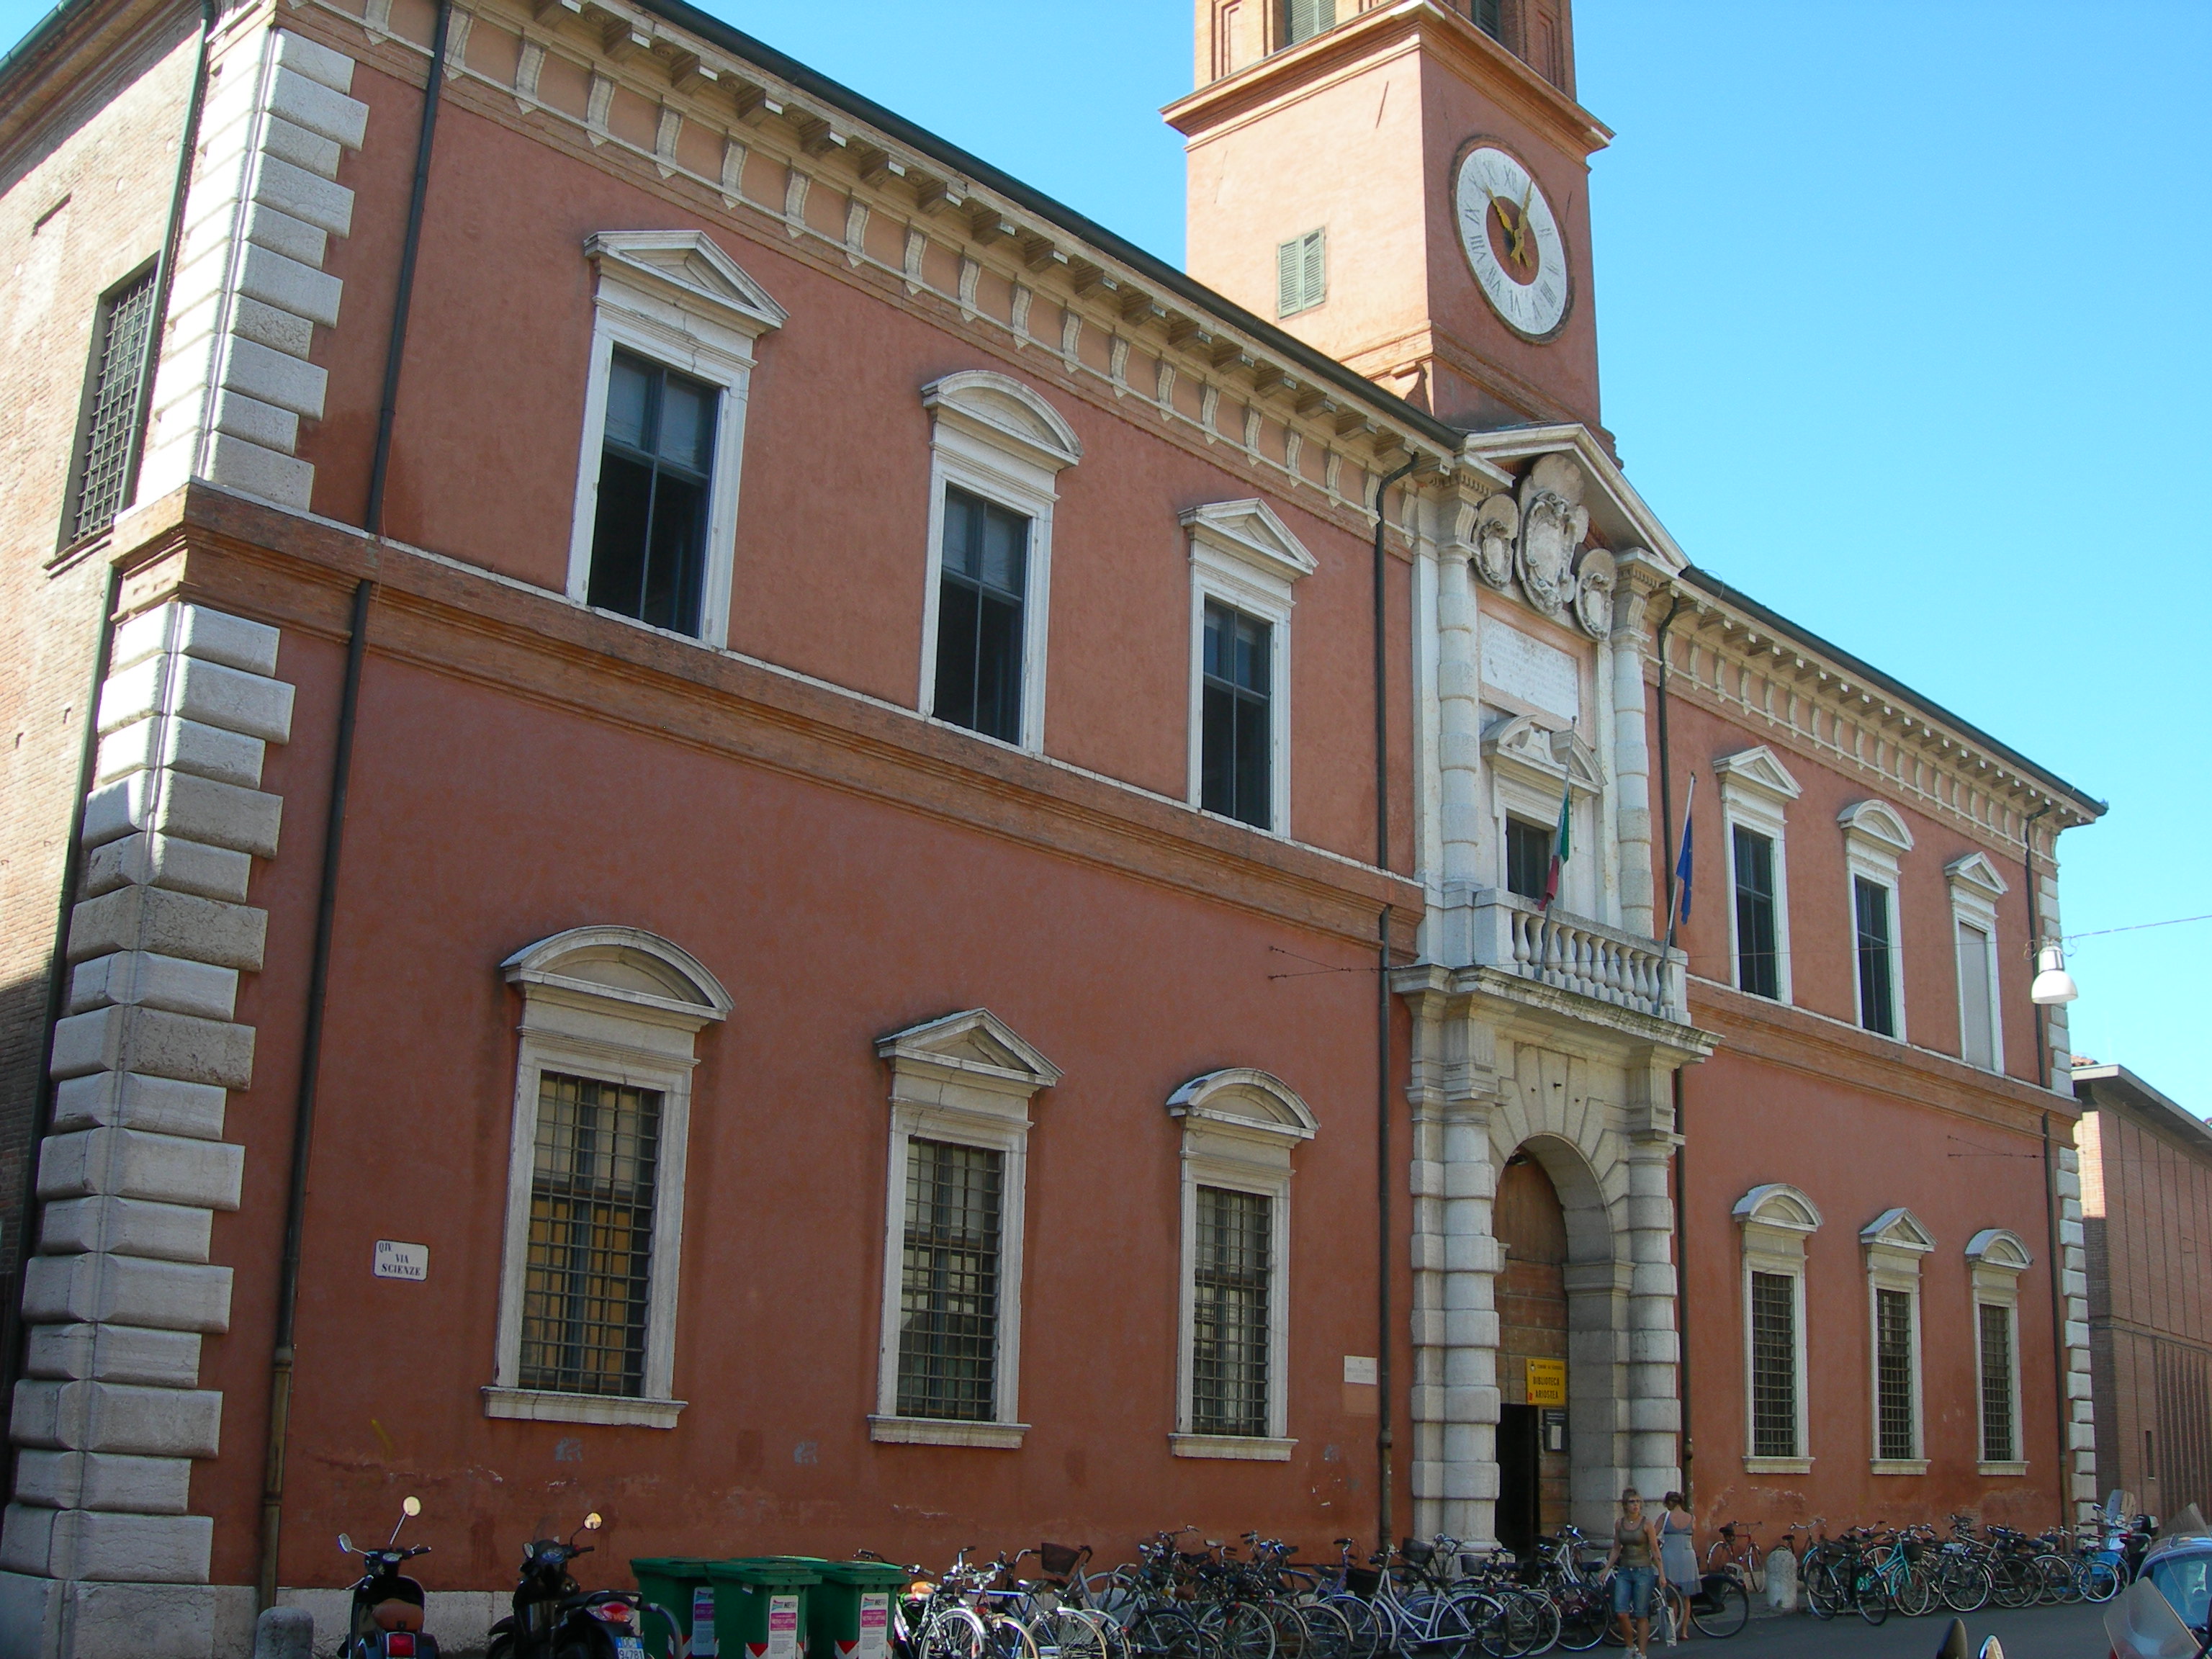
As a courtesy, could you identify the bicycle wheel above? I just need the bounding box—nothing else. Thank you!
[1040,1610,1117,1659]
[1552,1586,1606,1653]
[2033,1554,2076,1605]
[1426,1590,1486,1659]
[1892,1562,1936,1619]
[1503,1591,1558,1658]
[1803,1557,1845,1621]
[1259,1604,1310,1659]
[1133,1609,1206,1659]
[923,1611,990,1659]
[1691,1575,1749,1639]
[1197,1604,1275,1659]
[1853,1568,1888,1627]
[2080,1558,2123,1604]
[1292,1600,1353,1659]
[1315,1597,1380,1659]
[1989,1557,2035,1611]
[1938,1559,1992,1614]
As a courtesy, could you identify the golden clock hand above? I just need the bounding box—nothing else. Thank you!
[1510,180,1535,267]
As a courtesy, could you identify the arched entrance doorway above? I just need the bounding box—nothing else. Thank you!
[1494,1150,1570,1557]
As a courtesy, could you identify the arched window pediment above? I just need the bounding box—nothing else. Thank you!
[1966,1228,2033,1272]
[502,925,731,1028]
[1167,1067,1318,1143]
[1733,1182,1822,1233]
[921,370,1082,475]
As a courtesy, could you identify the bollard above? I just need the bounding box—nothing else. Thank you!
[1933,1617,1969,1658]
[1762,1545,1797,1614]
[253,1607,315,1659]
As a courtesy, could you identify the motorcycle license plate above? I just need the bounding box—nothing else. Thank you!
[616,1640,644,1659]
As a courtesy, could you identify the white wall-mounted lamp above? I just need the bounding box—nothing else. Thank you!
[2031,943,2079,1006]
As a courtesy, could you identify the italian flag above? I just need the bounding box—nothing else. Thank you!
[1541,778,1572,910]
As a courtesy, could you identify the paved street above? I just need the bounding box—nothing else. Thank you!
[1668,1603,2111,1658]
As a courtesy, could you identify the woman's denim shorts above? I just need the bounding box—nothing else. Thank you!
[1611,1565,1656,1617]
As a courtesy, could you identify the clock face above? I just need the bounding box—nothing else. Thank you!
[1454,144,1570,340]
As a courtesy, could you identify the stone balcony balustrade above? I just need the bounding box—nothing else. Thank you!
[1434,885,1685,1022]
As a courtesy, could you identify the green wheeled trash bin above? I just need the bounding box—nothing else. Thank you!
[705,1560,822,1659]
[630,1559,719,1659]
[798,1561,911,1659]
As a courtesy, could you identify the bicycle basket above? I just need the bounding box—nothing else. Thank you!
[1344,1568,1382,1599]
[1401,1540,1434,1567]
[1902,1538,1924,1565]
[1038,1544,1087,1580]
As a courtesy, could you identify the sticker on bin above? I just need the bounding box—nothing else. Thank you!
[692,1589,717,1658]
[748,1595,801,1659]
[850,1594,891,1659]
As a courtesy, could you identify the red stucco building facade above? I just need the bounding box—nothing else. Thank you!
[0,0,2103,1653]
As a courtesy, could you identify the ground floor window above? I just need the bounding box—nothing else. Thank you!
[1876,1287,1917,1462]
[1979,1301,2016,1464]
[896,1138,1004,1422]
[519,1072,662,1396]
[1192,1185,1272,1436]
[1750,1269,1799,1459]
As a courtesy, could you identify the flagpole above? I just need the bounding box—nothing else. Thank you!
[1665,772,1696,949]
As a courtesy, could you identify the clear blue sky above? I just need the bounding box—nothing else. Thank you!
[6,1,2202,1101]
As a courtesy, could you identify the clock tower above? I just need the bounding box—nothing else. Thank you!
[1164,0,1609,436]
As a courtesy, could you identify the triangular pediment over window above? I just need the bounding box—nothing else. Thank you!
[1861,1207,1936,1253]
[1181,498,1318,588]
[585,230,789,336]
[1483,712,1604,798]
[1946,851,2010,899]
[876,1007,1064,1091]
[1715,745,1804,804]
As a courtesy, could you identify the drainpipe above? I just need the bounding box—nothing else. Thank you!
[8,0,220,1445]
[1372,453,1416,1553]
[1652,593,1691,1494]
[258,0,446,1606]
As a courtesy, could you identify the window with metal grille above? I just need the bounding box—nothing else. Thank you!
[64,266,157,544]
[1192,1186,1272,1436]
[1876,1287,1916,1460]
[1282,0,1335,45]
[1750,1270,1797,1458]
[1276,229,1326,318]
[1470,0,1504,40]
[1958,920,1996,1069]
[933,485,1029,744]
[1854,876,1897,1036]
[1201,601,1273,828]
[897,1138,1003,1421]
[1979,1302,2015,1462]
[1733,825,1781,999]
[588,349,719,637]
[519,1072,661,1396]
[1506,817,1552,902]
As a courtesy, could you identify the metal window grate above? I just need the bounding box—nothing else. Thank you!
[1979,1302,2014,1462]
[1876,1287,1916,1460]
[68,268,157,542]
[1750,1270,1797,1458]
[519,1071,661,1396]
[897,1138,1003,1421]
[1192,1186,1272,1437]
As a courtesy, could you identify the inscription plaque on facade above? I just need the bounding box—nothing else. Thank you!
[1481,615,1581,721]
[1526,1357,1567,1406]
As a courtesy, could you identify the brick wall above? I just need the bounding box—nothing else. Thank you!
[0,22,197,1363]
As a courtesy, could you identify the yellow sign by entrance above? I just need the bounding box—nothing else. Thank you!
[1527,1358,1567,1406]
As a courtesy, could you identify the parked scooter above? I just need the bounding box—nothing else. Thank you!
[340,1496,441,1659]
[489,1512,647,1659]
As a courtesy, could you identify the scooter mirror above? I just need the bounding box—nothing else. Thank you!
[338,1534,354,1554]
[585,1513,603,1531]
[403,1497,422,1517]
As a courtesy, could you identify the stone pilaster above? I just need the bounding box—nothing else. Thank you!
[1403,976,1503,1544]
[2056,1138,2098,1510]
[0,602,292,1659]
[1607,558,1665,940]
[1433,539,1482,966]
[138,28,367,513]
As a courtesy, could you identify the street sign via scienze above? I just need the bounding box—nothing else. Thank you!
[374,1240,429,1281]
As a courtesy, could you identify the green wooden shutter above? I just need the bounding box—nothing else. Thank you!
[1300,230,1325,309]
[1278,230,1326,317]
[1285,0,1334,45]
[1277,237,1301,318]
